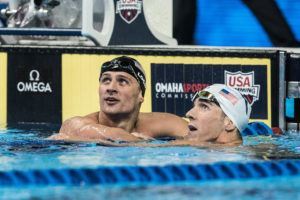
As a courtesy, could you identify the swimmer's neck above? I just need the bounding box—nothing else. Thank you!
[98,110,140,132]
[215,130,242,144]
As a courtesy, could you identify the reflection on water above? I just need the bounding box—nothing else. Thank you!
[243,134,300,159]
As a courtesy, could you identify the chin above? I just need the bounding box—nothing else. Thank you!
[104,108,132,116]
[186,132,199,140]
[102,107,120,114]
[186,131,208,141]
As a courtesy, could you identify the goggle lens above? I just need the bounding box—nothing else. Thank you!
[192,91,219,105]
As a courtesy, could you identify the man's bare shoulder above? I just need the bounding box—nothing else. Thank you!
[60,112,99,133]
[64,112,98,124]
[137,112,188,138]
[84,112,99,122]
[139,112,186,122]
[52,111,142,142]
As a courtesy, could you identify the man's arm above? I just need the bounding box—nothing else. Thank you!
[49,112,188,142]
[137,112,189,139]
[49,116,143,142]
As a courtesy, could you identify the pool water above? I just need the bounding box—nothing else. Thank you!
[2,177,300,200]
[0,125,300,199]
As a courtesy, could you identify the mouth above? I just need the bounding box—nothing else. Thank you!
[188,124,197,132]
[104,97,119,105]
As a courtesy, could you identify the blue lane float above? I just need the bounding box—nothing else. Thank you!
[0,160,300,187]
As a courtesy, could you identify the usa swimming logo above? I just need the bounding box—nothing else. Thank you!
[224,71,260,105]
[116,0,142,24]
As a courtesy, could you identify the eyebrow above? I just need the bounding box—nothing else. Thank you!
[197,99,216,106]
[116,74,132,80]
[101,72,111,77]
[101,73,131,79]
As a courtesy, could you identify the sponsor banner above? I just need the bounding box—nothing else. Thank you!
[62,54,272,126]
[7,52,61,123]
[152,63,270,121]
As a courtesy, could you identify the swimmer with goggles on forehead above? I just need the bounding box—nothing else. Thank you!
[183,84,251,145]
[50,56,189,142]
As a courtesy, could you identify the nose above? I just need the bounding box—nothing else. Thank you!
[106,80,118,94]
[185,106,195,120]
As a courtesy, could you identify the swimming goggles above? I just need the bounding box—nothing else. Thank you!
[192,90,220,106]
[100,57,146,96]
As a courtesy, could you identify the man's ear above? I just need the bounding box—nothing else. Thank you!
[224,116,236,132]
[138,91,144,103]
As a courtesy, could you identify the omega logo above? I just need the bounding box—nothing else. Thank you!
[17,69,52,93]
[29,70,40,81]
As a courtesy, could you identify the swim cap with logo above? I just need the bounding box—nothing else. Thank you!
[192,84,252,132]
[100,56,146,96]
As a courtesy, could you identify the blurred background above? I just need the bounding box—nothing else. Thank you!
[174,0,300,47]
[0,0,299,47]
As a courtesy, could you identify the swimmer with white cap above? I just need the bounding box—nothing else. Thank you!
[183,84,252,145]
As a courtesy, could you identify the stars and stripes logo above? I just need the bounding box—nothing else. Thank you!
[219,89,238,105]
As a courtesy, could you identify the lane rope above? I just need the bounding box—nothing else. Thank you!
[0,160,299,186]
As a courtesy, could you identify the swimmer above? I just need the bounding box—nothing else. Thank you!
[49,56,189,142]
[174,84,252,146]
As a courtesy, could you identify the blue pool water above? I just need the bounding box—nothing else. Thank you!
[0,125,300,199]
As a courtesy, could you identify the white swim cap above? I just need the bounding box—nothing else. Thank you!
[192,84,252,132]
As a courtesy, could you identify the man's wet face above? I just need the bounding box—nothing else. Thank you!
[99,71,143,115]
[185,98,226,142]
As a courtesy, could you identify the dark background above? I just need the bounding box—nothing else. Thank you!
[173,0,300,47]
